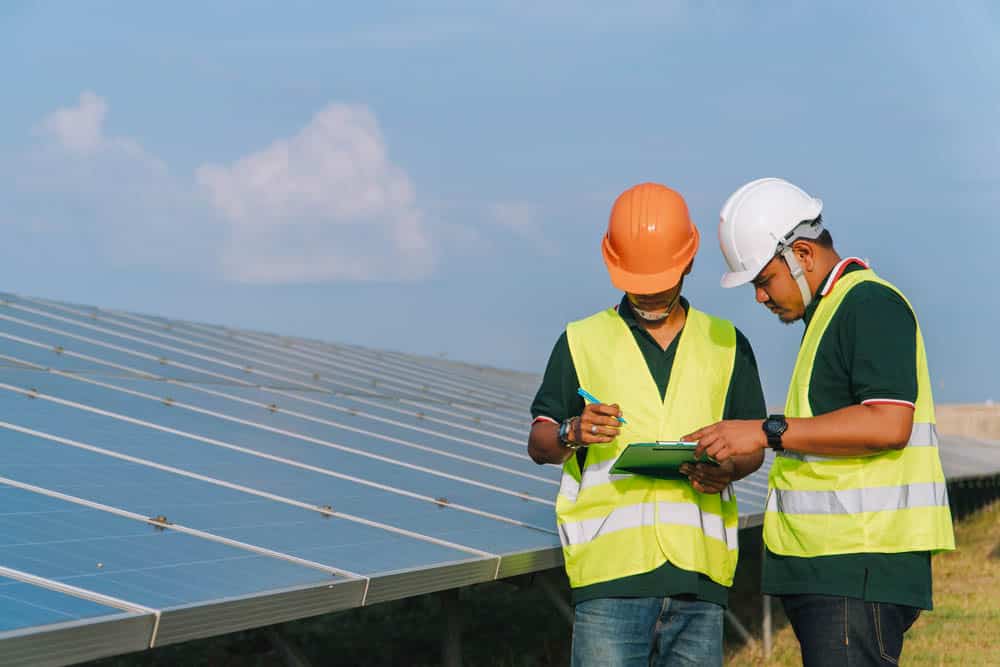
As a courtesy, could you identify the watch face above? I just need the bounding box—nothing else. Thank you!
[764,417,784,436]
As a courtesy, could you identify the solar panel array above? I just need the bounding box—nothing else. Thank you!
[7,292,995,665]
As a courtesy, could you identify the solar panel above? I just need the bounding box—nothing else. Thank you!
[0,576,126,633]
[24,291,1000,664]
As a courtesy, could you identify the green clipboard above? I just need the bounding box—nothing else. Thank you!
[610,441,719,480]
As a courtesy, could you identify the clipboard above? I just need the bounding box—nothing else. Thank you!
[610,441,719,480]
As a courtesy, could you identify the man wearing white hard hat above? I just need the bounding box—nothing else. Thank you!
[684,178,955,666]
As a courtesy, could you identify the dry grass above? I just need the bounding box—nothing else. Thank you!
[936,404,1000,440]
[726,500,1000,666]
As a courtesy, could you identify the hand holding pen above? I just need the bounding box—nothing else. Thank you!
[571,387,626,445]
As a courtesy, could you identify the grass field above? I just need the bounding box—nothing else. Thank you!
[727,499,1000,666]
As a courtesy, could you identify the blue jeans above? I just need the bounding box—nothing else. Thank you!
[571,596,723,667]
[781,595,922,666]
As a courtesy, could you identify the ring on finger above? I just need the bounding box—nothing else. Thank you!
[590,424,598,435]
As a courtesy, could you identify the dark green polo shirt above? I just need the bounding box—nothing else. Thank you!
[531,296,767,607]
[761,259,934,609]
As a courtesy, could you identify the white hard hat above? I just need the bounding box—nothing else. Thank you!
[718,178,824,305]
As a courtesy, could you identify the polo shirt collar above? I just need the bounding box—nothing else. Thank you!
[820,257,870,296]
[804,257,869,324]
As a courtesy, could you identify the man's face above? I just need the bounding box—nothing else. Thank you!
[751,256,805,323]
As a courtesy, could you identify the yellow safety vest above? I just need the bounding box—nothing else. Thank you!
[764,269,955,557]
[559,306,740,588]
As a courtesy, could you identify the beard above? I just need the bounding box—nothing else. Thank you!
[767,302,803,324]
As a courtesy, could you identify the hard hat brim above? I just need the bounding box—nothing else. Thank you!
[602,226,699,295]
[720,268,759,289]
[606,262,688,295]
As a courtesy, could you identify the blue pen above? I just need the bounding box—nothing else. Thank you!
[577,387,627,423]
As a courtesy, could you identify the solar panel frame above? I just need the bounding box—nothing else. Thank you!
[0,612,154,667]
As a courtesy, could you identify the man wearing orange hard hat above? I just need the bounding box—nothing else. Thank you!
[528,182,767,666]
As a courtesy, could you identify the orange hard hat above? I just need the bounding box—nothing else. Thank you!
[601,182,700,294]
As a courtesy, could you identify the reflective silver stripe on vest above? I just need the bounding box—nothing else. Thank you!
[766,481,948,515]
[581,457,630,490]
[561,461,737,504]
[778,422,939,463]
[559,502,656,547]
[558,457,634,503]
[657,502,738,550]
[558,470,582,502]
[558,501,737,548]
[908,422,939,447]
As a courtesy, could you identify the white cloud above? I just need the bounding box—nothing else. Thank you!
[488,201,557,255]
[38,91,108,153]
[197,103,433,283]
[19,92,211,270]
[37,91,153,164]
[9,93,433,283]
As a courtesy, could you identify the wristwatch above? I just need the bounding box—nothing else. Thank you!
[558,417,582,450]
[762,414,788,451]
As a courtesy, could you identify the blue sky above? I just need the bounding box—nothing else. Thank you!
[2,2,997,405]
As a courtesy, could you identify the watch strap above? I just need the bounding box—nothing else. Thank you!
[764,414,787,451]
[559,417,582,450]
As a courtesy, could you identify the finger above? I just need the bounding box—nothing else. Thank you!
[585,413,623,428]
[699,436,726,460]
[581,405,617,427]
[707,443,732,462]
[699,482,723,494]
[689,465,712,484]
[685,421,720,442]
[694,432,719,458]
[696,470,727,486]
[694,462,723,478]
[580,421,617,436]
[579,425,617,444]
[692,432,716,457]
[591,403,621,417]
[684,427,707,443]
[700,470,729,484]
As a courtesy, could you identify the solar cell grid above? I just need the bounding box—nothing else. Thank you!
[0,576,126,633]
[0,484,340,609]
[0,433,486,575]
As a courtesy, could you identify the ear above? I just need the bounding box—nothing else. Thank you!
[792,240,817,272]
[683,259,694,277]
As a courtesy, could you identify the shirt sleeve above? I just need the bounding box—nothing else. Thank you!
[530,331,586,424]
[839,283,918,406]
[723,328,768,420]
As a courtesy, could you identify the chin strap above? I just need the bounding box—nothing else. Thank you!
[775,218,824,309]
[630,282,684,322]
[780,247,813,308]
